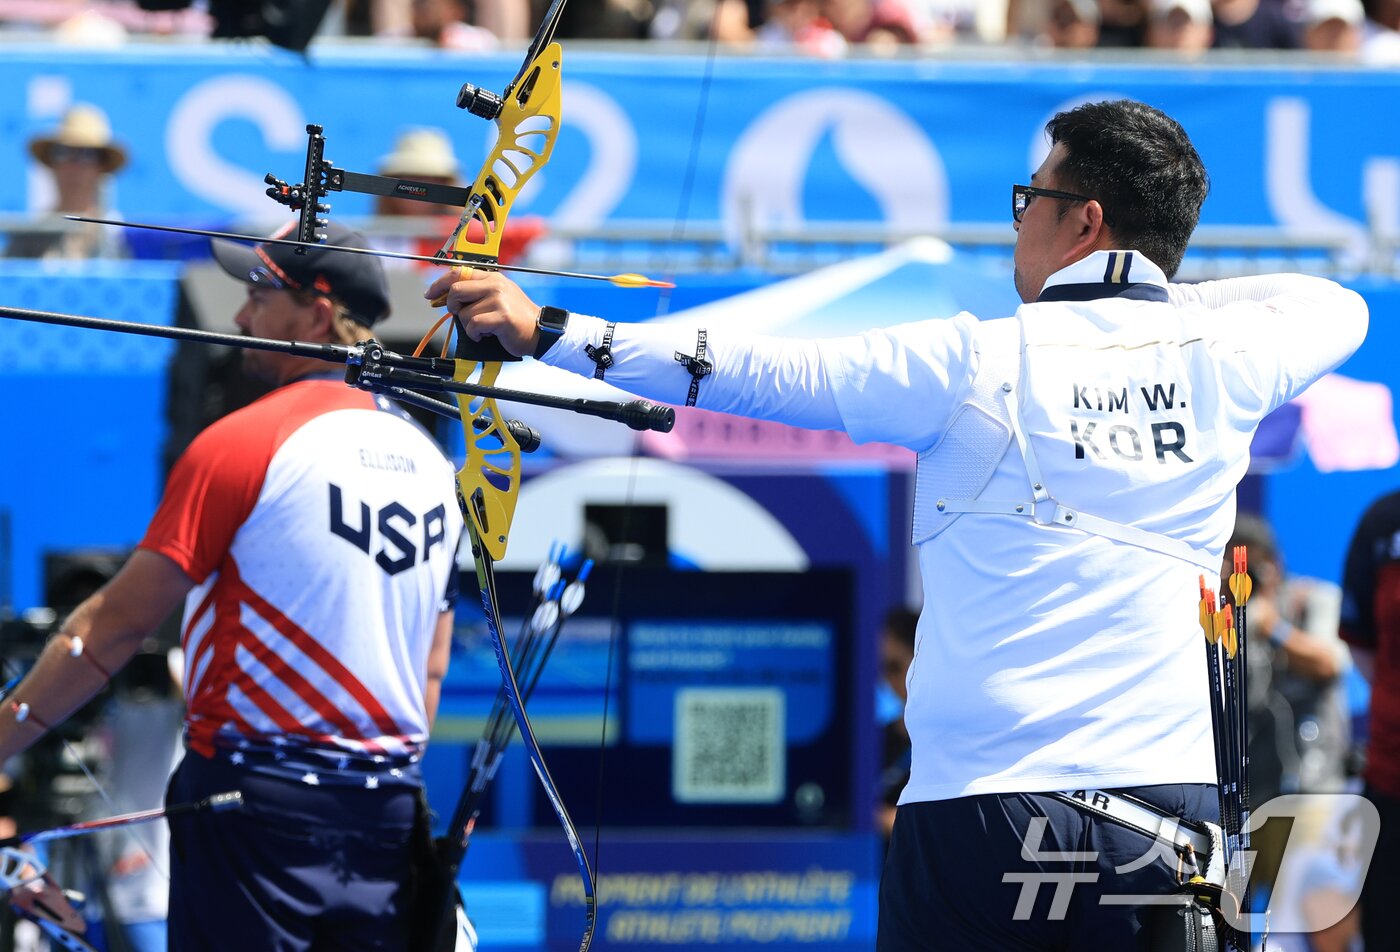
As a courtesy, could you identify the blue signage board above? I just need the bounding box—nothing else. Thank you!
[0,47,1395,257]
[455,831,880,951]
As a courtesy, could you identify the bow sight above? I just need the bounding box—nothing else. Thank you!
[263,124,477,252]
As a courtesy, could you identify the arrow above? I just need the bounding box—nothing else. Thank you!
[65,216,675,289]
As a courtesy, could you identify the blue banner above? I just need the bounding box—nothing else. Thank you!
[1,47,1396,252]
[455,831,880,951]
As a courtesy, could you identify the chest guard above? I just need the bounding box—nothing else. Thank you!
[911,319,1019,546]
[910,317,1217,575]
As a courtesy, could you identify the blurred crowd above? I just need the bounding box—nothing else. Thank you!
[0,0,1398,59]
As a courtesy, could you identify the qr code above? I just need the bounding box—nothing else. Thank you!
[673,688,785,804]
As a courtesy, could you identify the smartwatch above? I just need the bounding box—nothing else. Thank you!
[534,306,569,359]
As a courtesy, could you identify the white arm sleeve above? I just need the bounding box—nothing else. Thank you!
[1170,273,1369,410]
[1168,272,1353,310]
[543,314,845,430]
[542,312,981,450]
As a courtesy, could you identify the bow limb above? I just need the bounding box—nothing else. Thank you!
[433,16,598,949]
[449,360,599,948]
[462,522,598,952]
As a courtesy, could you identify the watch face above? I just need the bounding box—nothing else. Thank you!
[538,306,568,335]
[534,307,569,358]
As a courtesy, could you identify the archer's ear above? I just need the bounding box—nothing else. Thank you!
[1065,200,1111,261]
[1082,200,1108,244]
[308,296,338,340]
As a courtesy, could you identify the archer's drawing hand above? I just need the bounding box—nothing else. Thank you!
[426,267,542,359]
[9,869,87,935]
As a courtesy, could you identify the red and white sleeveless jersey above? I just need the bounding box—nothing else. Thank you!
[139,379,462,763]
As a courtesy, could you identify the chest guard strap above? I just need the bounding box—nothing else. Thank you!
[911,318,1218,575]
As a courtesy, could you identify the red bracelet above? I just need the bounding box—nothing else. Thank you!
[9,701,51,732]
[66,635,112,680]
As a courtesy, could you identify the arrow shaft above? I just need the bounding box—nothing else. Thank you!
[66,216,663,286]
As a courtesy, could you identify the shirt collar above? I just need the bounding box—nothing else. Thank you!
[1036,250,1169,304]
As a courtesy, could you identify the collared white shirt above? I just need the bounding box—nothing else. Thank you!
[547,251,1367,801]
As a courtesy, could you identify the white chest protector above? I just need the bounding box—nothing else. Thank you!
[910,317,1219,575]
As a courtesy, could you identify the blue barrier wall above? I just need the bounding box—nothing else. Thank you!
[1,47,1398,249]
[0,261,179,610]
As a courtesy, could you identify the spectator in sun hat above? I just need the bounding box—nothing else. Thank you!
[28,103,128,175]
[6,104,130,260]
[1146,0,1215,50]
[371,126,547,268]
[1041,0,1100,48]
[375,127,462,219]
[1303,0,1364,50]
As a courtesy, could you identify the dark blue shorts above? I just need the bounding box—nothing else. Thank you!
[878,783,1219,952]
[166,753,422,952]
[1361,784,1400,952]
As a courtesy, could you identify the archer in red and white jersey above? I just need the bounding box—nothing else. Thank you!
[142,376,461,780]
[0,223,467,951]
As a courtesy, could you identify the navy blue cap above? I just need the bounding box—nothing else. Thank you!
[211,221,391,327]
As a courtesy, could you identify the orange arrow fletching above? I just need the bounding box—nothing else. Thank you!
[610,272,675,289]
[1206,587,1223,644]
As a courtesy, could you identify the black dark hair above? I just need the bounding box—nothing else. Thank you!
[882,606,919,651]
[1045,100,1209,279]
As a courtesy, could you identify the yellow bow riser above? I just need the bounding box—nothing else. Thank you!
[446,42,561,564]
[454,358,521,563]
[445,42,563,262]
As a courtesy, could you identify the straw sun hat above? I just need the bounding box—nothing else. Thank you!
[28,105,128,174]
[377,128,460,181]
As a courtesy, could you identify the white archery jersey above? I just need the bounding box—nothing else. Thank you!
[547,252,1368,801]
[140,380,461,764]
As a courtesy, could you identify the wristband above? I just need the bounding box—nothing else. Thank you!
[67,634,112,680]
[9,701,50,732]
[533,306,569,359]
[1268,619,1293,650]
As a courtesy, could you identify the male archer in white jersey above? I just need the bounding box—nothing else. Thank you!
[427,99,1368,949]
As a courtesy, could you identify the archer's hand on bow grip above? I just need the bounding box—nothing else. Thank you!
[454,326,518,364]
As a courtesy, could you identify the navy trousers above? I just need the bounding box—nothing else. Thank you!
[166,753,421,952]
[1361,785,1400,952]
[878,783,1219,952]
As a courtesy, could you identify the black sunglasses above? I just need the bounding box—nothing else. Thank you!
[48,145,106,164]
[1012,183,1093,223]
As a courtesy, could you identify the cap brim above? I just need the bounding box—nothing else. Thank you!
[211,239,266,286]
